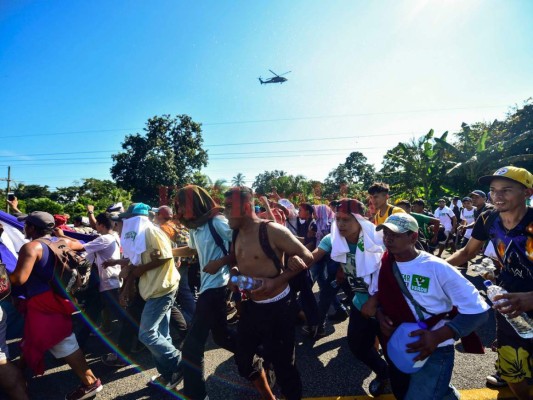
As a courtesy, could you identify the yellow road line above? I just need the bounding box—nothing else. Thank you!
[303,386,531,400]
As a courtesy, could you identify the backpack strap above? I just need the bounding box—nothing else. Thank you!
[391,260,437,321]
[231,229,240,252]
[208,218,228,256]
[259,221,283,272]
[482,210,500,238]
[36,238,63,260]
[387,205,394,217]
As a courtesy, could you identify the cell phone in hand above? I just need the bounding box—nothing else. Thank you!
[7,193,15,201]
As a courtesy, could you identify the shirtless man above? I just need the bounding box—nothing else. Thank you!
[223,187,313,400]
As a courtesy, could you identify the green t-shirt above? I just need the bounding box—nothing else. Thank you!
[411,212,432,239]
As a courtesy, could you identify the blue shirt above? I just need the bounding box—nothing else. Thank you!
[188,215,232,293]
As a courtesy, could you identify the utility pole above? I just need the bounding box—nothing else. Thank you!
[6,166,11,213]
[0,166,11,213]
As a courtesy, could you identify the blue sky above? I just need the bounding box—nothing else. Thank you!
[1,0,532,191]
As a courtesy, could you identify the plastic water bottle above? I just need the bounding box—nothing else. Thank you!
[473,258,497,280]
[484,281,533,339]
[230,275,263,290]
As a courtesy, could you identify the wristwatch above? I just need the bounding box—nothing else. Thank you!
[88,211,94,214]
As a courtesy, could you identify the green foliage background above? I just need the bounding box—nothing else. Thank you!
[2,99,531,215]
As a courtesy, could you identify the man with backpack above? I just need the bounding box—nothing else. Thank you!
[223,186,313,400]
[367,182,405,226]
[447,166,533,400]
[10,211,103,400]
[172,185,237,400]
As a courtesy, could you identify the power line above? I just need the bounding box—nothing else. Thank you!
[0,146,388,163]
[201,105,507,126]
[0,130,423,159]
[0,104,507,139]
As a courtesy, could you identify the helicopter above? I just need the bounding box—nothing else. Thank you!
[258,70,291,85]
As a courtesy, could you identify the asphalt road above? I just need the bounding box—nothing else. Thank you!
[9,256,500,400]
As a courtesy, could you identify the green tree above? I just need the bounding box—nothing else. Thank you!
[209,178,229,204]
[111,114,208,205]
[438,100,533,194]
[232,173,246,186]
[51,185,81,204]
[323,151,376,196]
[25,198,64,215]
[379,130,450,203]
[252,170,312,203]
[14,184,51,200]
[252,170,288,196]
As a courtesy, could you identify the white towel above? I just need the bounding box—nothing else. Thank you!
[121,216,151,266]
[330,213,384,295]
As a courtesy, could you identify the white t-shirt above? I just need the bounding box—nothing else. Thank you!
[84,233,121,292]
[396,252,489,347]
[434,206,455,232]
[460,207,476,239]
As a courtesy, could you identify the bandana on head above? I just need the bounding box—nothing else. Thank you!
[176,185,224,229]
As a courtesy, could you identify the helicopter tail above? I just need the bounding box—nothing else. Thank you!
[258,77,264,85]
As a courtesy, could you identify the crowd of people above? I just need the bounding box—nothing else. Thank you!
[0,165,531,400]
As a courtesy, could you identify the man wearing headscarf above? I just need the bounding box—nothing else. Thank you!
[172,185,236,400]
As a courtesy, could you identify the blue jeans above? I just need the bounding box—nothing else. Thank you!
[404,345,460,400]
[178,264,196,324]
[139,290,182,381]
[311,259,343,314]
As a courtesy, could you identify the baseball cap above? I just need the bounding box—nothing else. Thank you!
[469,190,486,198]
[106,202,124,213]
[278,199,295,210]
[118,203,151,219]
[437,198,446,203]
[479,166,533,189]
[376,213,419,234]
[387,322,429,374]
[17,211,55,229]
[462,196,472,202]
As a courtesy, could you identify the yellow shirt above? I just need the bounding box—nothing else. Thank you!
[374,205,406,226]
[138,225,180,300]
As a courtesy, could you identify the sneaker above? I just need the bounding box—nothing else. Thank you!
[369,377,388,397]
[148,371,183,391]
[148,374,167,388]
[486,373,507,387]
[101,353,128,368]
[327,309,349,323]
[302,325,326,339]
[65,378,103,400]
[131,342,146,353]
[166,370,184,390]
